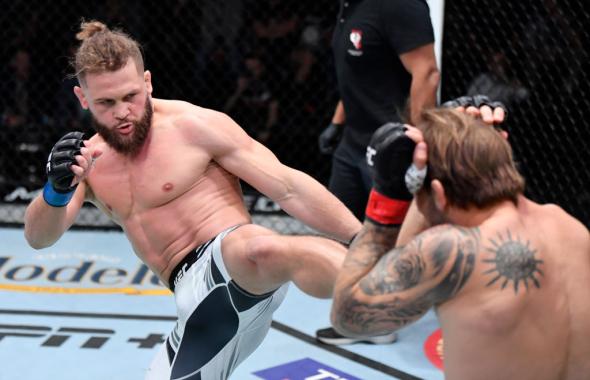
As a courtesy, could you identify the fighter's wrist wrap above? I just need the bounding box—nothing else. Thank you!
[43,182,75,207]
[365,189,410,226]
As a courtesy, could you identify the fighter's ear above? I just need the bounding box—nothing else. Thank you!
[144,70,153,95]
[431,179,447,211]
[73,86,89,110]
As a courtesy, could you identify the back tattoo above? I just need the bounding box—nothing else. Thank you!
[483,230,544,293]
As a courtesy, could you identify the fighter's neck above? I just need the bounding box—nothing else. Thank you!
[448,200,517,227]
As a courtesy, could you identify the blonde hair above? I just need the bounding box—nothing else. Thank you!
[419,108,525,208]
[73,20,144,85]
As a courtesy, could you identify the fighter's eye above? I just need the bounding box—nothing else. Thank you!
[97,99,114,106]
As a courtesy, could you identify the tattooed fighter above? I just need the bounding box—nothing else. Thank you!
[331,100,590,379]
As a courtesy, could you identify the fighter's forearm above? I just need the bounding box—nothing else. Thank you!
[340,222,400,284]
[395,199,430,247]
[24,186,84,249]
[277,169,361,242]
[24,196,72,248]
[331,222,401,336]
[333,224,482,336]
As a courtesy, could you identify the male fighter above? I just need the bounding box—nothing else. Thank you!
[331,104,590,379]
[24,21,361,380]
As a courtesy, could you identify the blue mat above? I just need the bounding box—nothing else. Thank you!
[0,228,443,380]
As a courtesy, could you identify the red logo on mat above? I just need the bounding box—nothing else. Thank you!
[424,328,444,370]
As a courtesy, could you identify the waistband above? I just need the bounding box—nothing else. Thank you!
[168,225,243,292]
[168,236,215,292]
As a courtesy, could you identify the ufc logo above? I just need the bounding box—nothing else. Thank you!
[174,263,189,287]
[366,146,376,166]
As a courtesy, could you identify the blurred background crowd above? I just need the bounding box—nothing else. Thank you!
[0,0,588,229]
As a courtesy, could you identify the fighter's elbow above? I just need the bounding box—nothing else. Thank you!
[330,309,347,335]
[273,188,294,203]
[270,172,297,203]
[28,241,50,250]
[331,314,363,338]
[330,302,362,338]
[24,228,54,250]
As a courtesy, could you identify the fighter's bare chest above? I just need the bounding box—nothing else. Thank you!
[87,148,210,215]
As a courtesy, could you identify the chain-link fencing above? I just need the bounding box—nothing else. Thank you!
[442,0,589,227]
[1,0,588,231]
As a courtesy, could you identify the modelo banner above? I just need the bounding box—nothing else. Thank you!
[0,228,169,295]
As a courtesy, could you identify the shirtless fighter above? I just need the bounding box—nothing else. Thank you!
[331,103,590,379]
[23,21,361,380]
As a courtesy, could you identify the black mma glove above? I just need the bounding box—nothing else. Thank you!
[365,123,421,226]
[43,131,85,207]
[442,94,508,121]
[318,122,344,155]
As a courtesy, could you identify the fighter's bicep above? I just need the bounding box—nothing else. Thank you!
[216,136,292,199]
[359,244,426,297]
[191,111,293,199]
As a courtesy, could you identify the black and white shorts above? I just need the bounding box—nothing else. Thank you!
[145,225,289,380]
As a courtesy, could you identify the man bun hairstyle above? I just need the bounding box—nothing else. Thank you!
[72,20,144,85]
[75,20,108,40]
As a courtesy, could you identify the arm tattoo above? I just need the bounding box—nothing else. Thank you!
[361,250,425,294]
[483,229,544,293]
[343,223,400,270]
[339,226,479,333]
[339,296,432,333]
[360,227,478,299]
[434,227,478,301]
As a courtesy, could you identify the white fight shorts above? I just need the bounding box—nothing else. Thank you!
[145,225,289,380]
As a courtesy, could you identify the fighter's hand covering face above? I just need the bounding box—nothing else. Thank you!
[331,95,510,337]
[364,95,508,221]
[364,122,428,226]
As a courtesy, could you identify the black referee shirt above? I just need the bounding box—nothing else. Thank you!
[332,0,434,149]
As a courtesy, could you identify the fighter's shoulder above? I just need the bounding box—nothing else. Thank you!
[416,223,480,240]
[544,204,589,241]
[164,101,235,135]
[526,200,589,242]
[406,224,479,299]
[411,224,481,255]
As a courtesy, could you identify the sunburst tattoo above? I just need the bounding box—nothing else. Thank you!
[482,230,544,293]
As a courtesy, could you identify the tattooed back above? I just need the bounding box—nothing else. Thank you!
[436,198,590,380]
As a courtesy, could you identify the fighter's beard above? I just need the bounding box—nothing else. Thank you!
[92,96,153,157]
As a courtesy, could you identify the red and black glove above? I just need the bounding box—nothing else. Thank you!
[365,123,416,226]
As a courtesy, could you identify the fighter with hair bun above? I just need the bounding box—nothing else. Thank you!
[24,20,362,380]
